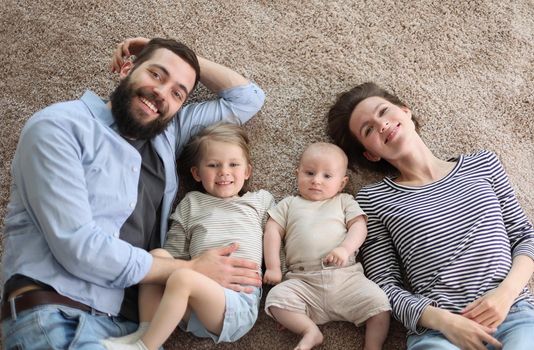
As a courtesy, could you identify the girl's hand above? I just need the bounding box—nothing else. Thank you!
[323,246,349,267]
[110,37,150,73]
[461,286,516,328]
[263,268,282,285]
[439,312,502,350]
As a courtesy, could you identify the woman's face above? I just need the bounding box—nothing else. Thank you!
[348,96,413,162]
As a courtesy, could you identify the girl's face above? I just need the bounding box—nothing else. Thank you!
[191,140,251,199]
[348,96,414,162]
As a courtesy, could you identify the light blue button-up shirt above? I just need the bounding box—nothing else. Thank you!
[2,83,265,315]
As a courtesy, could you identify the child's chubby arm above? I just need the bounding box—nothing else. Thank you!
[323,215,367,267]
[263,217,286,285]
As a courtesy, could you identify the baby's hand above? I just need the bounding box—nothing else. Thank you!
[323,247,349,267]
[263,268,282,285]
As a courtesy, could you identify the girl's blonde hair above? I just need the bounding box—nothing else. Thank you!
[182,122,252,194]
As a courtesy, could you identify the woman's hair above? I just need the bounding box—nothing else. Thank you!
[326,82,421,174]
[181,122,252,194]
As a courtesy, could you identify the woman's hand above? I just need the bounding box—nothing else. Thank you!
[323,246,349,267]
[420,306,501,350]
[110,37,150,73]
[439,312,502,350]
[191,243,262,293]
[462,286,516,328]
[263,268,282,285]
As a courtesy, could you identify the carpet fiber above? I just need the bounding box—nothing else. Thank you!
[1,0,533,349]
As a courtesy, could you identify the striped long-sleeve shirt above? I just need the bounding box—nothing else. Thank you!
[356,150,534,334]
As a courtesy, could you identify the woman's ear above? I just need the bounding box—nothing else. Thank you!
[190,166,202,182]
[363,151,381,162]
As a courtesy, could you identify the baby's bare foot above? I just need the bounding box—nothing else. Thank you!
[294,328,323,350]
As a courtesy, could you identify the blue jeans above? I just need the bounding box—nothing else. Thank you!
[2,304,138,349]
[407,301,534,350]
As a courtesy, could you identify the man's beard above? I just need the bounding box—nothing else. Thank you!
[110,76,173,140]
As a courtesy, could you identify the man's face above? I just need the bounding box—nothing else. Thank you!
[111,48,197,139]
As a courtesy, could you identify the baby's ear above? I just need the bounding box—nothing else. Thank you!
[340,175,349,191]
[190,166,202,182]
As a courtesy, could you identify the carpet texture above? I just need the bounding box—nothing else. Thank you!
[1,0,533,349]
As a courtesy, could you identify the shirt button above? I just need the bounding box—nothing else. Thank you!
[129,202,136,208]
[131,166,138,172]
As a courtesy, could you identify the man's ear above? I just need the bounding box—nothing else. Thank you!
[190,166,202,182]
[363,151,381,162]
[119,61,135,79]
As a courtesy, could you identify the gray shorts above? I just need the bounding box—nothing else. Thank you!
[179,287,261,343]
[265,262,390,326]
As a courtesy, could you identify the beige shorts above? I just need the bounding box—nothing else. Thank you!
[265,262,391,326]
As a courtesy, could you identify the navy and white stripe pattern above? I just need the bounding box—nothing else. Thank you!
[356,150,534,334]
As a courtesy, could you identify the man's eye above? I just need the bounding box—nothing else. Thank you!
[151,71,161,80]
[173,91,183,100]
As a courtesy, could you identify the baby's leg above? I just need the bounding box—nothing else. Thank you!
[363,310,390,350]
[140,268,226,350]
[269,307,323,350]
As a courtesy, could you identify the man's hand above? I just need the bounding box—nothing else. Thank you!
[462,286,516,328]
[438,312,502,350]
[190,243,261,293]
[110,37,149,73]
[263,268,282,285]
[323,246,350,267]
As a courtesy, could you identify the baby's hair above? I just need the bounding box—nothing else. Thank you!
[182,122,252,194]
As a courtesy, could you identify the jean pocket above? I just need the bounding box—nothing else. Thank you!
[37,306,86,349]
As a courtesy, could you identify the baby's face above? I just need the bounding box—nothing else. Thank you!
[297,150,347,201]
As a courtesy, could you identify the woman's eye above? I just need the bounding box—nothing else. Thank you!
[379,107,388,116]
[364,126,373,137]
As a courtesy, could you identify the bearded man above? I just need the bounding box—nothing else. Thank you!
[1,37,264,349]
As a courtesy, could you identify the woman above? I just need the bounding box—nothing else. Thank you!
[327,82,534,350]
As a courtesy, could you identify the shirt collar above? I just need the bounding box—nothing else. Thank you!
[80,90,115,127]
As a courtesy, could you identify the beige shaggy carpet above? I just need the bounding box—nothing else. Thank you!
[1,0,533,349]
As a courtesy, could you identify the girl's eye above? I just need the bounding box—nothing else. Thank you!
[207,163,217,168]
[379,107,388,116]
[230,163,240,167]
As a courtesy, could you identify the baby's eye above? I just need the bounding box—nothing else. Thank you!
[207,163,217,168]
[306,171,314,176]
[324,174,332,179]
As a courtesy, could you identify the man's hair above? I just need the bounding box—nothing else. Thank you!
[182,122,252,195]
[133,38,201,91]
[326,82,421,174]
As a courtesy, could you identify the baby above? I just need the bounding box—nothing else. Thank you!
[263,142,391,350]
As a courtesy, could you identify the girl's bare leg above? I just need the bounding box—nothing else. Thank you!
[362,311,390,350]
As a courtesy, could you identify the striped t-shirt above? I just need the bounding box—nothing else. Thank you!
[356,150,534,334]
[164,190,275,269]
